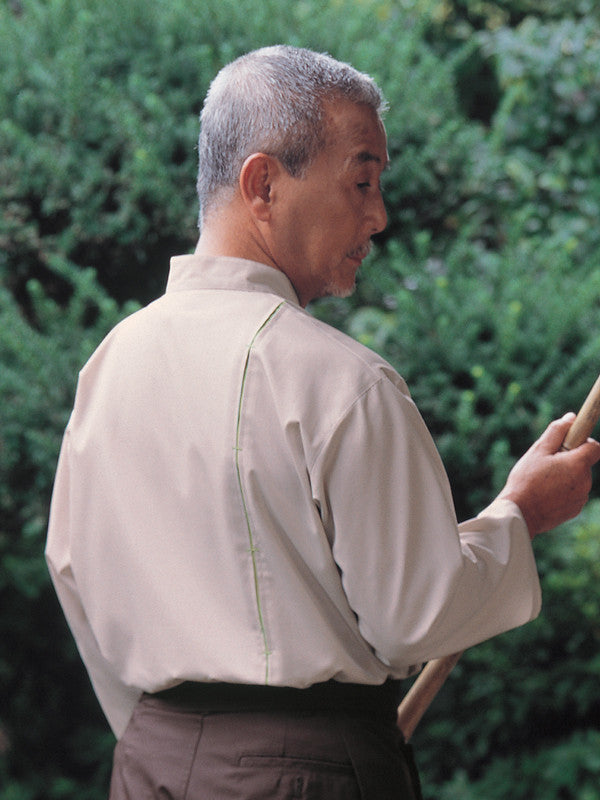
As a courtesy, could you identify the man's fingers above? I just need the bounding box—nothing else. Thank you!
[500,413,600,536]
[537,412,576,454]
[575,437,600,468]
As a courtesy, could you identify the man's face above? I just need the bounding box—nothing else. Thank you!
[268,100,388,307]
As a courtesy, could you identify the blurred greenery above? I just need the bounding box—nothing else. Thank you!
[2,0,600,797]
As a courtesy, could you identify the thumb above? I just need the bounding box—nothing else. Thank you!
[537,412,577,454]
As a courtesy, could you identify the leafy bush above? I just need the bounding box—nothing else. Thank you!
[3,0,600,798]
[0,0,203,305]
[438,731,600,800]
[0,257,137,797]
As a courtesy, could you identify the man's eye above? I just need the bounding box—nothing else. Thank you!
[357,182,370,190]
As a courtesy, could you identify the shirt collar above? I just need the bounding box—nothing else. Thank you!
[166,254,301,306]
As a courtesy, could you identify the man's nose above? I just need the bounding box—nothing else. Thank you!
[369,190,387,235]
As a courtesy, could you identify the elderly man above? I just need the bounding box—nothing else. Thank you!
[46,46,599,799]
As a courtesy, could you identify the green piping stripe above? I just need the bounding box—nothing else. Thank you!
[234,302,284,684]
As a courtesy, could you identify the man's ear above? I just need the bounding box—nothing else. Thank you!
[239,153,281,221]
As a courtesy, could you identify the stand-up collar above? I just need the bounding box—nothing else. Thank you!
[166,254,301,307]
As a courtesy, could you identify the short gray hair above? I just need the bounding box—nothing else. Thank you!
[197,45,386,225]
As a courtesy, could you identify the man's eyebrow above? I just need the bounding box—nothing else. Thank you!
[353,150,390,169]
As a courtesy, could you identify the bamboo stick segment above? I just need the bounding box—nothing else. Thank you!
[561,374,600,450]
[397,651,463,742]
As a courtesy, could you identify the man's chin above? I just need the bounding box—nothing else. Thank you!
[322,279,357,300]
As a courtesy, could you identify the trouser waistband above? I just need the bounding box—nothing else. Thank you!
[150,679,403,722]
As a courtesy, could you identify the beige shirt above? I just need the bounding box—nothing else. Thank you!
[46,254,541,738]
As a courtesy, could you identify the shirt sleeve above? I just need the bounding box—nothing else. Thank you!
[312,374,542,672]
[45,431,141,738]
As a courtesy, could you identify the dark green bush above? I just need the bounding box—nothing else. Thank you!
[0,0,202,305]
[438,730,600,800]
[3,1,600,798]
[0,257,138,797]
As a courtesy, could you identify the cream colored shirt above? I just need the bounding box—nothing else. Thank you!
[46,254,541,738]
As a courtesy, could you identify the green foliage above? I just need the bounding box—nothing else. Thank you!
[0,257,137,797]
[480,16,600,263]
[2,0,600,798]
[438,731,600,800]
[0,0,204,304]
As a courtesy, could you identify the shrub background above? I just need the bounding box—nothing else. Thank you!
[1,0,600,797]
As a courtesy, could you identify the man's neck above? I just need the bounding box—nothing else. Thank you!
[195,210,279,273]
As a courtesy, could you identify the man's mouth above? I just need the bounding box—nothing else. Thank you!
[347,242,372,262]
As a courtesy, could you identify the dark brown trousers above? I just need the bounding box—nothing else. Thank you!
[109,693,422,799]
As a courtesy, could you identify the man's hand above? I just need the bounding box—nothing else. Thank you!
[498,413,600,538]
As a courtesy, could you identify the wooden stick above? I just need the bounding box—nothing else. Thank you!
[397,650,464,742]
[561,374,600,450]
[397,374,600,742]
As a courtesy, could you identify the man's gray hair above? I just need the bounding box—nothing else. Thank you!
[197,45,387,225]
